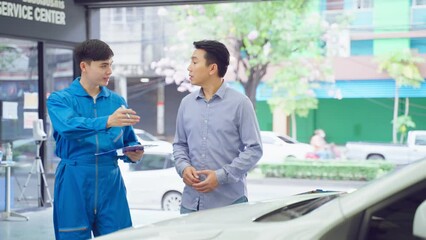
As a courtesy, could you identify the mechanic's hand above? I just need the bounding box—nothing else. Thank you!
[107,106,140,128]
[182,166,201,186]
[125,150,144,163]
[192,170,218,193]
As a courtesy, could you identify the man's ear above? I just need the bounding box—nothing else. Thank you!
[209,63,218,76]
[80,61,87,72]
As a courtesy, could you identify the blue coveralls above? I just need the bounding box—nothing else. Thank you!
[47,78,139,240]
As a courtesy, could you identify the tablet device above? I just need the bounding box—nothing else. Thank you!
[122,145,144,153]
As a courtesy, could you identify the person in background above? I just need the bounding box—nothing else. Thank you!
[310,129,336,159]
[47,39,144,240]
[173,40,263,214]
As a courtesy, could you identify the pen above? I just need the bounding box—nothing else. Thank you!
[121,105,131,119]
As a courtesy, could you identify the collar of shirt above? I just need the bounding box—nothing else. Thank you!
[195,81,227,101]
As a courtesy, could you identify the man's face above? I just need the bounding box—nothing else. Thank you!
[187,49,212,86]
[81,58,113,87]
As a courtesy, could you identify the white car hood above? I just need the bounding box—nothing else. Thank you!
[96,192,340,240]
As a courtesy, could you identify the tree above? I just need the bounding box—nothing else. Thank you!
[393,115,416,143]
[267,58,334,138]
[377,49,424,143]
[153,1,325,109]
[264,12,350,138]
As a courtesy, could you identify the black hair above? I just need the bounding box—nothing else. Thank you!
[74,39,114,64]
[193,40,230,78]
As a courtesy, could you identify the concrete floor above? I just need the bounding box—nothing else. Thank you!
[0,207,180,240]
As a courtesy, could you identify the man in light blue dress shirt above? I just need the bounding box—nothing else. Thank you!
[173,40,263,214]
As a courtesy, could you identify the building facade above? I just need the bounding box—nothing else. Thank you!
[295,0,426,144]
[260,0,426,144]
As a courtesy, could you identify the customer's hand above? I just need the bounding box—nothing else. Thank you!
[182,166,201,186]
[107,107,140,128]
[192,170,218,193]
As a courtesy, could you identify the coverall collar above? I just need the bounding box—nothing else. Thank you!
[70,77,111,98]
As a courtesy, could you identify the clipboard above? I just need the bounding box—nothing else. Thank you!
[95,145,156,156]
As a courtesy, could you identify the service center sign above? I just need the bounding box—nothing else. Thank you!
[0,0,66,25]
[0,0,86,43]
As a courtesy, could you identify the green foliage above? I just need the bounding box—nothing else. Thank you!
[164,1,327,105]
[259,160,395,181]
[267,58,334,117]
[392,115,416,143]
[377,49,425,88]
[393,115,416,133]
[376,49,424,143]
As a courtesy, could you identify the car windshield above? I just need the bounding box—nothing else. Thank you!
[254,193,341,222]
[277,135,297,144]
[129,153,174,171]
[136,130,159,141]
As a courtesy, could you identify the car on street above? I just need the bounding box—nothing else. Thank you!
[345,130,426,164]
[119,143,183,211]
[99,158,426,240]
[259,131,314,164]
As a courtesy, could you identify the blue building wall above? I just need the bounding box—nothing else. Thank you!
[228,80,426,101]
[351,40,374,55]
[411,38,426,53]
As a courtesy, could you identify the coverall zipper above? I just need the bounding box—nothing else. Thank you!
[94,98,99,215]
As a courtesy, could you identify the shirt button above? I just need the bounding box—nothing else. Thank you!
[204,120,208,123]
[203,137,206,140]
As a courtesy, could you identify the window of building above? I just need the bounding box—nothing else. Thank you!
[0,37,39,210]
[111,8,126,24]
[44,46,73,174]
[355,0,373,9]
[413,0,426,6]
[410,38,426,53]
[350,40,373,56]
[126,7,138,23]
[0,37,74,211]
[0,37,38,147]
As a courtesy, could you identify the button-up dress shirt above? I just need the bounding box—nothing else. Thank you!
[174,82,263,210]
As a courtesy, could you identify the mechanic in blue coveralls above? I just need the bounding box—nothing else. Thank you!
[47,39,144,240]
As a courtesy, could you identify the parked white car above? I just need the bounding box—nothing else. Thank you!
[98,158,426,240]
[259,131,314,164]
[133,128,172,151]
[345,130,426,164]
[119,144,184,211]
[117,128,172,156]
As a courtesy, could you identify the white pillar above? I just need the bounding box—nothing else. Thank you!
[157,83,165,135]
[272,108,288,136]
[115,75,127,101]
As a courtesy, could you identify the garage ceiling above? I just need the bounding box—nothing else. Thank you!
[74,0,268,8]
